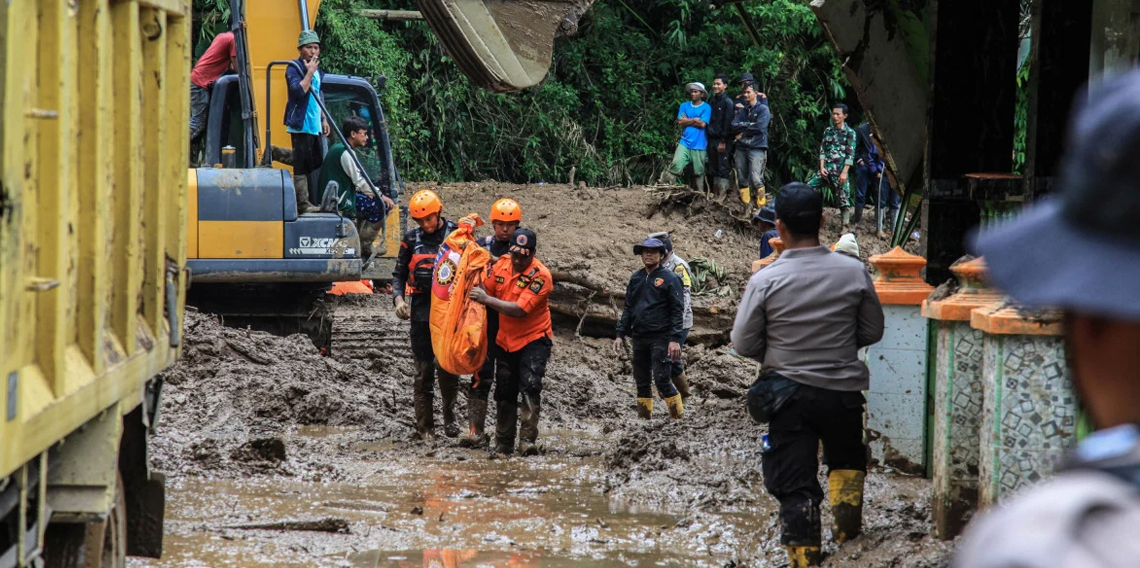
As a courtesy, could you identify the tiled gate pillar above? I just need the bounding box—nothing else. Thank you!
[921,257,1002,539]
[971,304,1075,507]
[865,247,934,474]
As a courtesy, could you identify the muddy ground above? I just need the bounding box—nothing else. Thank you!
[137,183,947,567]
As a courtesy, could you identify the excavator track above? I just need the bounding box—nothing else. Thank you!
[327,294,411,365]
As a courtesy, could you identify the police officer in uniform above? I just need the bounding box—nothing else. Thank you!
[648,231,694,400]
[955,69,1140,568]
[460,198,522,448]
[393,189,459,441]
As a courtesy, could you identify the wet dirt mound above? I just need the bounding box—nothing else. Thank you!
[152,307,413,476]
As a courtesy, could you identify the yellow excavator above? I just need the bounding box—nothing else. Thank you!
[184,0,595,346]
[185,0,409,343]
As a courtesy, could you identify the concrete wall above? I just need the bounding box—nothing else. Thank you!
[865,304,929,474]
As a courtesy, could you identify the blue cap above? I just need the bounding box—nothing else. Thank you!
[975,68,1140,320]
[633,237,667,255]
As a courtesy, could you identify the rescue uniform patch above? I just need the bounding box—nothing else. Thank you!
[654,278,664,286]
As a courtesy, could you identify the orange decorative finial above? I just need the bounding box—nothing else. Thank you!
[869,246,934,305]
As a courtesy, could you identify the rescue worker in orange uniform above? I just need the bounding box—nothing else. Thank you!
[469,228,554,456]
[393,189,460,440]
[460,198,522,448]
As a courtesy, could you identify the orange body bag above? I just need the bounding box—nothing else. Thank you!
[429,215,492,375]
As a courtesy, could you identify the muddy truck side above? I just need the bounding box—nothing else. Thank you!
[0,0,190,566]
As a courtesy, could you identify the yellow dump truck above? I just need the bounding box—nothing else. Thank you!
[0,0,189,565]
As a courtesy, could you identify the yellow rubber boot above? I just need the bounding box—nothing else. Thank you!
[786,546,821,567]
[664,394,684,419]
[739,186,751,205]
[828,469,866,544]
[756,186,767,207]
[636,397,653,419]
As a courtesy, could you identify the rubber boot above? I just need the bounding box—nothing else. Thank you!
[739,186,752,206]
[357,221,382,260]
[494,402,518,455]
[671,372,691,401]
[439,371,460,438]
[664,394,684,419]
[693,175,707,196]
[841,207,852,227]
[459,397,489,448]
[851,206,863,224]
[712,178,729,201]
[517,394,540,456]
[293,175,316,214]
[636,397,653,420]
[412,361,436,441]
[785,546,822,567]
[829,469,865,544]
[755,186,767,208]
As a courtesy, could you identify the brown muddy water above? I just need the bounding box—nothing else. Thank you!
[132,427,771,568]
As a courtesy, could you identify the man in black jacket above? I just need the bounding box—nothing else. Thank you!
[612,238,685,420]
[393,189,460,441]
[732,84,772,213]
[706,74,736,201]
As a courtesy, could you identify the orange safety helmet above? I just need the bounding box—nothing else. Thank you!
[409,189,443,219]
[490,198,522,222]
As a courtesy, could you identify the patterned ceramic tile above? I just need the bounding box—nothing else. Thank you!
[978,334,1076,506]
[931,322,985,538]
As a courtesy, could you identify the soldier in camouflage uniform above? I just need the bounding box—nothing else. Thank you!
[807,103,858,225]
[648,231,694,400]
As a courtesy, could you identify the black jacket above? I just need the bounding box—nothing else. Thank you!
[393,218,457,321]
[732,100,771,150]
[707,92,736,141]
[616,266,684,342]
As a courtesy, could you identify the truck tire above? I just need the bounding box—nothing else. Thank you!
[43,473,127,568]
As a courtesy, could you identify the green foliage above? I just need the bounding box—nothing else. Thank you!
[1012,58,1031,174]
[192,0,230,58]
[200,0,853,185]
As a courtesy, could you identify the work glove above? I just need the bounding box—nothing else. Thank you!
[394,297,411,320]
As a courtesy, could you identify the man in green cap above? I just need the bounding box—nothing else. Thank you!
[284,29,330,214]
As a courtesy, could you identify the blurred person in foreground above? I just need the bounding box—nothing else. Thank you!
[953,68,1140,568]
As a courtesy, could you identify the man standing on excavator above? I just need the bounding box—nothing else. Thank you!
[393,190,460,441]
[460,198,522,448]
[469,228,554,457]
[284,29,330,214]
[317,116,395,258]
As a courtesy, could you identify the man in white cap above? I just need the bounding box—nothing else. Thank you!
[664,82,711,193]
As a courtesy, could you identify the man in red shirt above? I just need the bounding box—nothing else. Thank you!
[189,31,236,144]
[469,228,553,457]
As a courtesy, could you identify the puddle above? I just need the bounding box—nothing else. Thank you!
[132,428,765,567]
[350,549,695,567]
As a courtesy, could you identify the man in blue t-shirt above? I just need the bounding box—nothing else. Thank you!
[665,82,712,193]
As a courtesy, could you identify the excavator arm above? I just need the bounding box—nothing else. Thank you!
[415,0,595,92]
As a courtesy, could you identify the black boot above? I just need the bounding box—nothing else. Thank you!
[517,394,541,456]
[412,361,436,441]
[851,206,863,224]
[438,370,460,438]
[459,397,489,448]
[494,402,518,455]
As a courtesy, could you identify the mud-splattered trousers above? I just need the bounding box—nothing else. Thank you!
[762,384,866,545]
[410,319,460,433]
[631,335,680,399]
[494,337,552,449]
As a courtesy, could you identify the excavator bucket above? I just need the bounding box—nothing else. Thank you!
[415,0,594,92]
